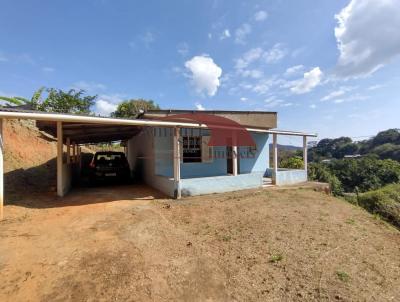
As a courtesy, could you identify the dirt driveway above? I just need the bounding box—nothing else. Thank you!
[0,185,399,301]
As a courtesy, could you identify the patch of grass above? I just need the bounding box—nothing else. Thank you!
[269,253,283,263]
[345,218,356,225]
[221,235,231,242]
[336,271,350,282]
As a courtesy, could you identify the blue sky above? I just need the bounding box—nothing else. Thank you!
[1,0,400,143]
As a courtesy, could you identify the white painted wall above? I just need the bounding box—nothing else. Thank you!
[127,127,175,197]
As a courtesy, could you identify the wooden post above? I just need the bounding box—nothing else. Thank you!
[272,133,278,185]
[0,119,4,220]
[303,135,308,179]
[66,137,71,164]
[72,142,76,163]
[173,127,181,199]
[232,145,238,176]
[57,121,64,197]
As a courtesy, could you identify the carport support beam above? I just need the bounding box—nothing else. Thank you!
[0,119,4,220]
[57,121,64,197]
[66,137,70,164]
[232,145,238,176]
[173,127,181,199]
[272,133,278,185]
[303,135,308,180]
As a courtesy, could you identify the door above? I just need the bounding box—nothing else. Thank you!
[227,146,233,174]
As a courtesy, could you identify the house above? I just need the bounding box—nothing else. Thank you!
[0,107,317,218]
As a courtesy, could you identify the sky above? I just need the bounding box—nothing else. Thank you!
[1,0,400,144]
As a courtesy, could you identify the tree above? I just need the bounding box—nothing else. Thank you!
[0,87,45,108]
[0,87,95,114]
[111,99,160,118]
[38,88,95,114]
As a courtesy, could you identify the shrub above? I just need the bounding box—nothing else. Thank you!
[280,156,304,169]
[308,163,343,196]
[357,184,400,228]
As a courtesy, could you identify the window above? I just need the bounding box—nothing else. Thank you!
[181,135,213,163]
[182,136,201,162]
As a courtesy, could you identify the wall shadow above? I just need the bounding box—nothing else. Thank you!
[5,156,168,209]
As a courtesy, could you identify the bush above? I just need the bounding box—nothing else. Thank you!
[328,157,400,193]
[357,184,400,228]
[280,156,304,169]
[308,163,343,196]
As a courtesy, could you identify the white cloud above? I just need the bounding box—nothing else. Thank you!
[42,67,55,72]
[94,99,117,116]
[263,43,287,63]
[240,69,264,79]
[254,10,268,22]
[234,47,263,69]
[93,93,125,116]
[284,65,304,77]
[177,42,189,56]
[195,102,205,110]
[184,55,222,96]
[310,104,317,109]
[335,0,400,78]
[320,86,354,101]
[264,96,292,108]
[240,97,248,102]
[368,84,384,90]
[290,67,323,94]
[235,23,252,44]
[72,81,106,92]
[333,93,368,104]
[220,29,231,40]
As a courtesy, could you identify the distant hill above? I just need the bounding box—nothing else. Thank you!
[269,143,302,151]
[308,128,400,162]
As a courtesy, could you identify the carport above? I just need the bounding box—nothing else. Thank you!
[0,108,203,219]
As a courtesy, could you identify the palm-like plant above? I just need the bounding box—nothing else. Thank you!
[0,87,45,109]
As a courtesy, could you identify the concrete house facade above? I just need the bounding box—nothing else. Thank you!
[126,110,316,198]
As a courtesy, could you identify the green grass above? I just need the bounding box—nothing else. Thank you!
[269,253,283,263]
[336,271,350,282]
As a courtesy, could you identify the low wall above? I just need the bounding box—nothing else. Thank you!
[180,172,263,197]
[265,168,307,186]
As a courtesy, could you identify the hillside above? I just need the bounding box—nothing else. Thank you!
[0,186,399,301]
[4,119,58,199]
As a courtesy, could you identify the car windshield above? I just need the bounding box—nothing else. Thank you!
[95,153,125,163]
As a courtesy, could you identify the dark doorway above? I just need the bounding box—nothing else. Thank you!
[226,146,240,175]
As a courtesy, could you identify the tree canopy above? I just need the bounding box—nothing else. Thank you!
[0,87,96,114]
[111,99,160,118]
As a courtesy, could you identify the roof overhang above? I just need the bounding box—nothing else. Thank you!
[0,108,317,144]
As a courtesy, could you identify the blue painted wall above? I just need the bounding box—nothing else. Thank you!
[181,172,264,196]
[153,127,270,179]
[238,133,269,174]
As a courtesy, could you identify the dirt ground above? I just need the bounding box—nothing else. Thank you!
[0,185,399,302]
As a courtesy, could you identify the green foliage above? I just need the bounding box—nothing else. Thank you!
[37,88,95,114]
[269,253,283,263]
[336,271,350,282]
[280,156,304,169]
[357,184,400,228]
[0,87,95,114]
[310,137,358,160]
[329,157,400,193]
[111,99,160,118]
[308,163,343,195]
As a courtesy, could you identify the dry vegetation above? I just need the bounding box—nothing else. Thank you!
[0,186,399,301]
